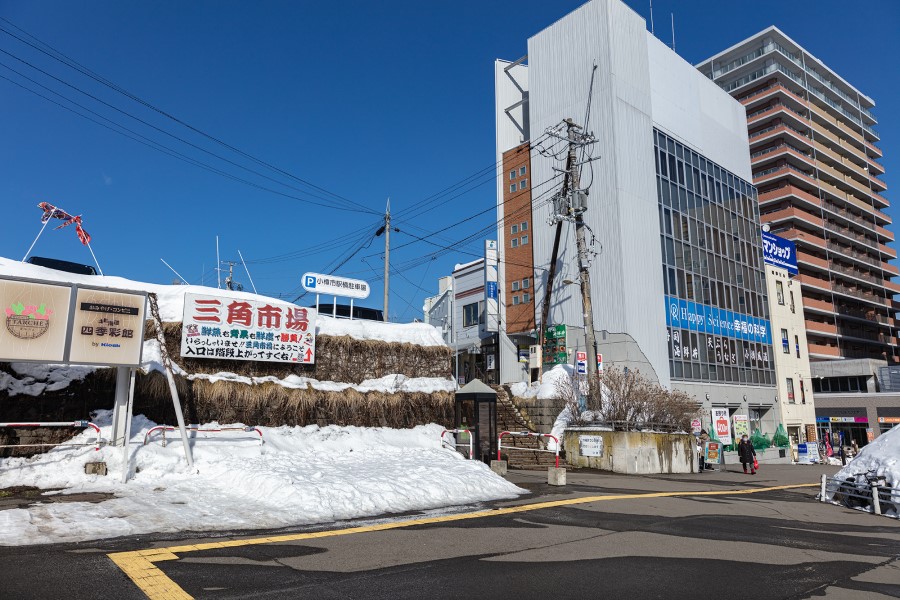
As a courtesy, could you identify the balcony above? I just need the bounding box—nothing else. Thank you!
[808,342,840,358]
[796,273,832,293]
[803,297,835,315]
[835,303,895,328]
[830,261,884,287]
[782,227,827,251]
[806,320,838,337]
[832,282,892,308]
[797,250,829,270]
[761,205,823,229]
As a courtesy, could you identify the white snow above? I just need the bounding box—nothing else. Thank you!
[0,363,96,397]
[510,364,574,401]
[834,425,900,490]
[0,411,525,546]
[0,256,447,346]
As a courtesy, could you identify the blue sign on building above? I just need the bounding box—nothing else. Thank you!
[486,281,498,300]
[762,231,798,276]
[664,296,772,345]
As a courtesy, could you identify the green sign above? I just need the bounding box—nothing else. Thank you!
[542,325,567,366]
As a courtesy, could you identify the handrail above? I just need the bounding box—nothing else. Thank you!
[497,431,559,468]
[143,425,264,449]
[0,421,103,451]
[440,428,473,460]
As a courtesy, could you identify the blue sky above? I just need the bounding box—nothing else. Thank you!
[1,0,897,321]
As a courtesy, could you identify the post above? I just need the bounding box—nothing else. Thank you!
[333,296,337,318]
[350,297,354,321]
[872,485,882,516]
[383,198,391,322]
[110,366,132,447]
[567,119,600,397]
[820,473,827,502]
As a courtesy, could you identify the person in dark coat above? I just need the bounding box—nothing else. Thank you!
[737,434,756,474]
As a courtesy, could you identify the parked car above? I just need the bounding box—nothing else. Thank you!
[27,256,97,276]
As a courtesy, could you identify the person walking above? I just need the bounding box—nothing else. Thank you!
[698,429,710,471]
[737,434,756,475]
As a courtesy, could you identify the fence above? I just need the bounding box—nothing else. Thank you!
[0,421,103,451]
[497,431,559,468]
[440,428,473,460]
[820,473,898,518]
[144,425,264,450]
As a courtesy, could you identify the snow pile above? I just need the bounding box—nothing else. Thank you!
[0,412,525,546]
[834,426,900,490]
[0,363,96,397]
[510,364,573,401]
[0,256,446,347]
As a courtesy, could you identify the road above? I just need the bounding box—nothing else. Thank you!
[1,465,898,600]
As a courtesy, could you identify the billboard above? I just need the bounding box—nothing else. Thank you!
[712,407,732,445]
[484,240,499,333]
[68,288,147,366]
[181,293,316,364]
[0,279,73,363]
[762,231,798,276]
[665,296,772,345]
[301,273,370,299]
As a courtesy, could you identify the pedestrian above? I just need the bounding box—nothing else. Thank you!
[698,429,710,471]
[850,440,859,457]
[737,434,756,475]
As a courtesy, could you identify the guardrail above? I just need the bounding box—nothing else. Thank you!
[497,431,559,468]
[441,428,473,460]
[0,421,103,451]
[820,473,898,518]
[144,425,264,450]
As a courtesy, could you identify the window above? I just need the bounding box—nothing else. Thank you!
[479,301,484,325]
[511,238,519,248]
[511,224,519,234]
[509,170,515,180]
[776,281,784,305]
[523,293,530,303]
[521,235,529,245]
[800,379,806,404]
[519,179,528,190]
[521,221,528,231]
[512,295,520,305]
[789,290,795,313]
[781,328,789,353]
[786,377,795,403]
[509,184,516,193]
[794,335,800,358]
[522,277,530,288]
[463,303,479,328]
[519,166,526,176]
[512,281,520,292]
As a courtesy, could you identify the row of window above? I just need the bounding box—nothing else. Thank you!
[512,293,531,305]
[779,328,801,357]
[509,166,527,180]
[510,222,528,234]
[509,179,528,193]
[774,280,796,313]
[511,235,529,248]
[812,376,869,394]
[784,376,807,404]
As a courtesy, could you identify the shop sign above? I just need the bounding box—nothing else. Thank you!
[580,435,604,457]
[705,441,722,464]
[712,408,732,445]
[68,288,146,366]
[732,414,749,439]
[0,278,72,362]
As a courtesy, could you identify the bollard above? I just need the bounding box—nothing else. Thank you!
[491,460,508,477]
[820,473,827,502]
[872,486,882,516]
[548,466,566,486]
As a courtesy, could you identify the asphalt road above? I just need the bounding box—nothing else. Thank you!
[1,465,898,600]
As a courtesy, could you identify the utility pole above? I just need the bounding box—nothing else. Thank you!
[383,198,391,322]
[566,119,600,395]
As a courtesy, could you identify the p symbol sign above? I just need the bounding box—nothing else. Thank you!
[304,275,317,289]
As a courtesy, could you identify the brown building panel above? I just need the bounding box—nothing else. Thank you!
[501,143,536,335]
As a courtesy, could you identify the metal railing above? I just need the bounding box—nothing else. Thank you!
[143,425,264,450]
[820,473,898,518]
[497,431,560,468]
[0,421,103,451]
[441,428,473,460]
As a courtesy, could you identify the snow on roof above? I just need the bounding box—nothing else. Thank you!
[0,256,446,347]
[453,258,483,273]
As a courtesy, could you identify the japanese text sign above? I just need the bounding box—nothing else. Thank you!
[762,231,798,276]
[712,408,732,445]
[301,273,369,300]
[181,293,316,364]
[68,288,147,366]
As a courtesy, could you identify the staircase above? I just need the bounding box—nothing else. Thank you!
[495,386,559,470]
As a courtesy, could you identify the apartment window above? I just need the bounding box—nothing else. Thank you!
[512,295,520,305]
[463,302,479,328]
[794,335,800,358]
[509,170,516,180]
[519,179,528,190]
[521,221,528,231]
[776,280,784,305]
[519,166,527,176]
[511,224,519,234]
[786,377,795,403]
[800,380,806,404]
[512,281,520,292]
[509,184,516,193]
[521,235,529,245]
[781,328,789,353]
[789,290,795,313]
[511,238,519,248]
[523,292,530,303]
[522,277,530,288]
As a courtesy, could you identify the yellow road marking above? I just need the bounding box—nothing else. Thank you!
[108,482,818,599]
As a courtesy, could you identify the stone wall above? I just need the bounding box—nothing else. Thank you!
[564,428,696,474]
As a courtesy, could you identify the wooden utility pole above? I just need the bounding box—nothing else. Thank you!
[383,198,391,322]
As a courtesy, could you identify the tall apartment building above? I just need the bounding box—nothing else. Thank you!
[697,27,898,364]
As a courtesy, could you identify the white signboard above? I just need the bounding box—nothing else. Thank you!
[0,278,72,363]
[181,293,316,364]
[580,435,604,457]
[484,240,499,333]
[712,408,732,445]
[301,273,370,299]
[797,442,818,465]
[68,287,147,366]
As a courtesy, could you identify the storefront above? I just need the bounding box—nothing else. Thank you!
[815,408,870,448]
[876,407,900,435]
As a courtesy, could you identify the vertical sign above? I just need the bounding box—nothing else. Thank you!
[68,288,146,366]
[690,418,702,435]
[597,353,603,372]
[0,278,72,362]
[575,351,587,375]
[732,414,750,440]
[484,240,499,333]
[712,408,732,445]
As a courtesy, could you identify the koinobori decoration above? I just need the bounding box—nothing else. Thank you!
[181,292,317,364]
[38,201,92,246]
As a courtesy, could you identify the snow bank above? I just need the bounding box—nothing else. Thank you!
[510,364,573,401]
[834,426,900,489]
[0,256,445,347]
[0,412,525,546]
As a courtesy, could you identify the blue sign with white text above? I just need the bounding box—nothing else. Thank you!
[762,231,798,276]
[486,281,498,300]
[665,296,772,345]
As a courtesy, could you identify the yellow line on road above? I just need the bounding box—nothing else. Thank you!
[108,482,818,599]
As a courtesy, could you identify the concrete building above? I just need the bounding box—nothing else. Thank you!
[765,260,816,444]
[697,27,899,364]
[494,0,778,431]
[422,276,453,342]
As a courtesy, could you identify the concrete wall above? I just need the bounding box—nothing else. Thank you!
[564,428,696,474]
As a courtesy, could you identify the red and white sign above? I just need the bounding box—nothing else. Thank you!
[180,292,316,364]
[712,408,732,445]
[575,351,587,375]
[597,353,603,372]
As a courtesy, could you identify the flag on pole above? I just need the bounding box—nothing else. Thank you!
[36,202,92,246]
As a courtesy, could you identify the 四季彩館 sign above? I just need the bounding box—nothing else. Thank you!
[181,292,317,364]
